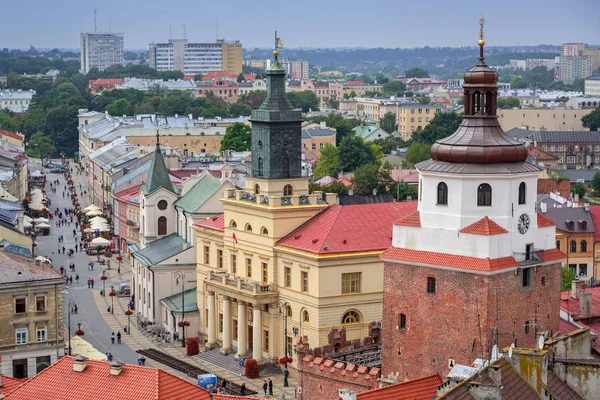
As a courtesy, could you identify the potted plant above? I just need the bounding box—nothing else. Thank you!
[186,338,199,356]
[245,358,260,378]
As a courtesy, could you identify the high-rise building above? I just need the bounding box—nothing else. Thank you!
[288,60,310,80]
[558,55,593,84]
[583,47,600,70]
[80,32,125,74]
[561,43,585,57]
[149,39,242,76]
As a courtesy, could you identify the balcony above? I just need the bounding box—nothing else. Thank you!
[513,249,544,266]
[224,188,335,207]
[206,270,278,304]
[126,219,139,228]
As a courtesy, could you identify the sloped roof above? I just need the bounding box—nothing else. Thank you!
[174,171,222,213]
[277,202,417,255]
[547,370,583,400]
[459,217,508,235]
[143,144,178,196]
[160,288,198,314]
[527,144,557,161]
[537,212,557,228]
[0,375,26,396]
[314,176,337,185]
[589,205,600,241]
[390,169,419,183]
[0,129,24,142]
[357,374,442,400]
[0,250,62,284]
[132,233,189,266]
[114,184,143,204]
[395,211,421,227]
[195,214,224,232]
[3,356,211,400]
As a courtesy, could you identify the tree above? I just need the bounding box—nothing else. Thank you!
[43,105,80,155]
[238,91,267,109]
[372,135,405,154]
[405,67,429,78]
[561,267,577,291]
[380,112,397,134]
[351,164,381,195]
[406,142,431,165]
[394,182,419,201]
[582,106,600,132]
[229,103,251,117]
[570,182,586,199]
[220,122,251,151]
[106,98,129,116]
[416,96,430,105]
[375,72,389,84]
[338,135,380,172]
[286,91,320,112]
[25,131,56,158]
[314,143,340,179]
[497,96,520,109]
[412,111,462,144]
[591,172,600,194]
[0,111,17,132]
[382,81,406,96]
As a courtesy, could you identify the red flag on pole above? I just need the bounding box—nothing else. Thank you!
[232,233,238,244]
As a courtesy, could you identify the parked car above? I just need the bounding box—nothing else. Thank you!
[48,167,66,173]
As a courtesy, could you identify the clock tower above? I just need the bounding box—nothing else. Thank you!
[380,18,566,381]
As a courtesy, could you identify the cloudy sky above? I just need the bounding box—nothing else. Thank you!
[2,0,599,49]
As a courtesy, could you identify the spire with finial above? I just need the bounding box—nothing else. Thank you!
[478,14,486,59]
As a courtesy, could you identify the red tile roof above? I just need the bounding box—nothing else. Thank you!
[242,74,257,81]
[88,78,124,88]
[537,212,556,228]
[381,247,518,272]
[202,71,237,81]
[0,129,24,142]
[390,169,419,183]
[459,217,508,235]
[114,184,142,202]
[560,287,600,317]
[339,177,353,187]
[395,211,420,227]
[589,205,600,241]
[540,248,566,263]
[183,75,195,81]
[344,80,366,85]
[357,374,442,400]
[277,202,417,255]
[213,395,267,400]
[196,214,225,232]
[559,318,579,334]
[0,376,26,396]
[4,356,211,400]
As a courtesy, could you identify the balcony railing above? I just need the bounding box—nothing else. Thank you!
[513,249,543,265]
[208,270,276,295]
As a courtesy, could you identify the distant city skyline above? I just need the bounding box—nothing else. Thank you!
[2,0,599,49]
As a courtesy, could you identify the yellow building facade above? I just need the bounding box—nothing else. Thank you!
[222,42,243,76]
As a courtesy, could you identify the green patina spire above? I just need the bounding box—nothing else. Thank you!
[142,130,178,196]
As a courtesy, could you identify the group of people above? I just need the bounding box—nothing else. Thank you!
[111,331,122,344]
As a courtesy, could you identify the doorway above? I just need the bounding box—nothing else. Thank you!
[248,326,253,349]
[13,359,27,379]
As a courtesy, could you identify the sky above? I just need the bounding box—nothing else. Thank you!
[2,0,599,50]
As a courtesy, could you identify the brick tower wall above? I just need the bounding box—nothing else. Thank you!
[381,260,562,381]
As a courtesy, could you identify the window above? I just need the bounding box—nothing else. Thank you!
[570,240,577,252]
[219,313,223,332]
[558,156,564,164]
[320,143,324,149]
[16,327,27,345]
[217,250,223,268]
[285,267,291,287]
[522,267,532,289]
[558,145,564,151]
[157,200,168,210]
[12,359,27,379]
[230,220,237,229]
[157,216,167,235]
[579,264,588,276]
[233,319,238,340]
[303,310,309,323]
[231,254,237,274]
[342,311,360,324]
[36,295,46,312]
[257,157,263,176]
[36,325,47,342]
[301,271,308,292]
[581,240,587,252]
[427,277,436,294]
[264,330,269,351]
[205,309,209,327]
[282,158,289,178]
[541,276,546,286]
[518,182,526,205]
[477,183,492,206]
[524,321,530,334]
[262,262,268,285]
[556,240,560,250]
[437,182,448,205]
[261,227,269,236]
[204,246,210,264]
[341,272,362,294]
[550,145,555,151]
[283,184,293,196]
[36,356,51,374]
[287,336,293,357]
[399,313,407,330]
[15,297,26,314]
[245,224,253,232]
[254,184,260,195]
[567,156,576,163]
[542,145,547,151]
[312,143,316,150]
[246,258,252,278]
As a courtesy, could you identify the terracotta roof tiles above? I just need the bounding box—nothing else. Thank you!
[459,217,508,235]
[0,375,26,396]
[537,212,557,228]
[589,205,600,241]
[196,214,225,232]
[395,211,421,227]
[357,374,442,400]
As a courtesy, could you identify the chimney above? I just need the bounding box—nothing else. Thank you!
[579,292,592,316]
[467,382,502,400]
[320,121,326,129]
[73,355,88,372]
[540,201,547,213]
[109,361,123,376]
[488,364,502,386]
[338,389,357,400]
[348,189,354,196]
[373,188,377,196]
[571,279,586,299]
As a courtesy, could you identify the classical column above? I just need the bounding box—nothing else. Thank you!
[207,291,217,349]
[237,301,247,358]
[253,305,263,362]
[221,296,232,354]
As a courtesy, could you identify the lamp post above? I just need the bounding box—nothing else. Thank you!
[67,299,75,355]
[100,272,108,296]
[278,299,290,387]
[125,309,133,334]
[174,271,185,348]
[109,287,116,314]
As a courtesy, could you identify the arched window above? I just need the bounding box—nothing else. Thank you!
[399,313,407,330]
[286,305,292,318]
[437,182,448,205]
[570,240,577,252]
[524,321,530,334]
[157,200,168,210]
[230,220,237,229]
[282,158,289,178]
[260,227,269,236]
[303,310,309,323]
[257,157,263,177]
[283,184,293,196]
[518,182,526,205]
[158,216,167,236]
[254,184,260,195]
[341,311,360,324]
[581,240,587,252]
[245,224,253,232]
[477,183,492,206]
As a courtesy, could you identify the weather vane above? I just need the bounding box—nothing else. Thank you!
[479,15,486,43]
[274,31,284,58]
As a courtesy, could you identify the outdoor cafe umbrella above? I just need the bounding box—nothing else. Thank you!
[83,204,102,212]
[91,237,111,246]
[34,217,49,223]
[36,222,51,228]
[86,209,104,217]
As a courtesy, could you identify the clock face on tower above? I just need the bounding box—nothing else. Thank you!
[517,213,530,234]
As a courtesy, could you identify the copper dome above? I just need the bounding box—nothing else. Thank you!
[463,58,498,86]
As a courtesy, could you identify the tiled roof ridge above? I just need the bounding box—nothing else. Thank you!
[5,355,69,396]
[537,212,557,227]
[299,353,380,383]
[459,216,508,235]
[395,210,420,227]
[320,205,345,251]
[276,205,337,248]
[357,374,442,399]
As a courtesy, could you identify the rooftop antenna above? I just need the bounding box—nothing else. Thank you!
[169,25,172,40]
[216,19,219,41]
[183,24,187,40]
[94,7,98,33]
[109,19,112,33]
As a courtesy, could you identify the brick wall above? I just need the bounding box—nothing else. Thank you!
[295,324,382,400]
[381,261,562,381]
[537,179,570,195]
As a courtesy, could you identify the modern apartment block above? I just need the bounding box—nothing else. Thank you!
[585,76,600,96]
[288,60,309,80]
[558,55,593,84]
[561,43,585,57]
[80,32,125,74]
[149,39,242,76]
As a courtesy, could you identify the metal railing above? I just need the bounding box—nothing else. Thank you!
[513,249,543,265]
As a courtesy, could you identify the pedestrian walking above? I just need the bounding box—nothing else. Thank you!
[117,331,121,344]
[90,278,94,288]
[87,278,91,288]
[268,378,273,396]
[138,356,143,366]
[62,246,65,254]
[73,229,76,237]
[108,353,113,361]
[111,332,115,344]
[240,383,246,396]
[75,274,79,283]
[69,275,73,284]
[263,380,268,397]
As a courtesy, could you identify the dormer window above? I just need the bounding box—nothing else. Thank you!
[565,220,574,230]
[579,220,587,230]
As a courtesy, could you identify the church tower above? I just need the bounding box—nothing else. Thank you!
[138,132,179,248]
[380,18,565,381]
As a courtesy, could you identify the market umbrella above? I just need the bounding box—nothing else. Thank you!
[24,221,32,228]
[83,204,102,212]
[34,217,49,223]
[35,256,49,262]
[86,209,104,217]
[36,222,51,228]
[91,237,111,246]
[24,215,33,223]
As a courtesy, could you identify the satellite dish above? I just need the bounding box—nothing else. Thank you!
[491,345,498,361]
[508,347,513,358]
[538,336,545,350]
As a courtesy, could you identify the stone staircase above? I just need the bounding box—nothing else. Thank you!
[195,348,283,377]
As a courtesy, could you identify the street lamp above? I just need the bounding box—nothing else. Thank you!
[174,271,186,348]
[109,287,116,314]
[100,272,108,296]
[67,299,76,355]
[278,299,290,387]
[125,309,133,334]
